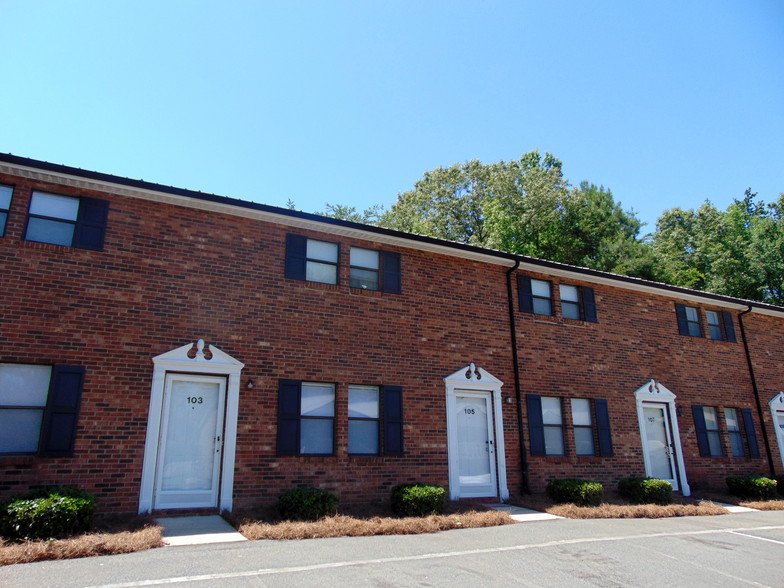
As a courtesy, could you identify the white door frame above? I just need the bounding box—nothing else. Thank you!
[445,364,509,501]
[634,380,690,496]
[139,340,244,513]
[769,392,784,469]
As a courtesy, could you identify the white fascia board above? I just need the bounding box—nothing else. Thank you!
[4,161,783,317]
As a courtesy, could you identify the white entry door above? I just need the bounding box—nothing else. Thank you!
[454,394,497,498]
[153,374,226,509]
[641,404,679,490]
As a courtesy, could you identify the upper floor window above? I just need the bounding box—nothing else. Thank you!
[285,234,401,294]
[560,285,581,320]
[0,184,12,237]
[0,363,85,456]
[350,248,379,290]
[675,304,736,342]
[519,276,598,322]
[25,191,109,251]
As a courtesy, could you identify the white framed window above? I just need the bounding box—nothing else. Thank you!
[348,385,380,454]
[702,406,723,456]
[541,396,564,455]
[0,184,12,237]
[531,279,553,316]
[305,239,339,285]
[0,364,52,454]
[25,192,80,246]
[706,311,723,341]
[724,408,744,457]
[684,306,702,337]
[300,382,335,454]
[560,285,581,320]
[349,248,380,290]
[571,398,595,456]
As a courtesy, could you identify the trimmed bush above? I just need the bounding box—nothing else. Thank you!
[617,477,673,505]
[726,475,777,500]
[545,479,603,507]
[0,486,96,540]
[277,487,338,521]
[391,484,447,517]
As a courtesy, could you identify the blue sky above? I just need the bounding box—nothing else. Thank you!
[2,1,782,232]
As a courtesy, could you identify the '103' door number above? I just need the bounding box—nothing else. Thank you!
[187,397,204,404]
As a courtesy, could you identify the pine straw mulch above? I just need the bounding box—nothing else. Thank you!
[0,515,163,567]
[509,492,730,519]
[231,502,514,541]
[689,490,784,511]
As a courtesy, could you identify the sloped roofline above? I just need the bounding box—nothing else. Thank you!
[1,151,782,317]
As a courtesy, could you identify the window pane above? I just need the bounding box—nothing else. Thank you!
[0,409,44,453]
[350,248,379,269]
[306,260,337,284]
[301,383,335,417]
[0,364,51,406]
[685,306,699,322]
[306,239,338,262]
[574,428,595,456]
[706,311,719,326]
[25,217,75,246]
[350,268,379,290]
[532,298,552,316]
[300,419,333,454]
[348,420,379,454]
[348,386,379,418]
[703,406,719,430]
[571,398,592,426]
[708,325,723,340]
[687,321,701,337]
[724,408,739,431]
[562,301,581,320]
[541,397,562,425]
[729,432,744,457]
[0,185,11,209]
[531,279,550,298]
[30,192,79,220]
[707,431,722,456]
[559,284,579,302]
[544,426,564,455]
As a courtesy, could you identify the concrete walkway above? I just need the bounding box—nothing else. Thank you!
[155,515,248,546]
[485,503,563,522]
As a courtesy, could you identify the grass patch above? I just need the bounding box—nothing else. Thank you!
[232,501,513,541]
[0,515,162,567]
[510,492,728,519]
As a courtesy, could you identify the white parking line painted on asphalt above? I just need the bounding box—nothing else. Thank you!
[728,530,784,546]
[84,525,784,588]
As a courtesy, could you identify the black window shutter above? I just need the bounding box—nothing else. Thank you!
[582,287,598,323]
[741,408,761,458]
[383,385,404,455]
[518,275,534,314]
[284,234,307,280]
[39,365,85,457]
[722,311,737,343]
[277,379,302,456]
[675,303,689,336]
[526,394,545,456]
[381,251,401,294]
[692,405,711,457]
[72,197,109,251]
[594,398,613,456]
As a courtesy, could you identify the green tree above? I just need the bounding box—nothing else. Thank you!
[319,203,385,224]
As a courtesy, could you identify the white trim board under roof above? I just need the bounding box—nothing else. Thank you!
[1,153,782,318]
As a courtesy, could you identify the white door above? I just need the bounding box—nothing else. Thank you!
[153,374,226,509]
[642,404,679,489]
[775,410,784,468]
[454,394,497,498]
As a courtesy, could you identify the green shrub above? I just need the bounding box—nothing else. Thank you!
[617,477,673,505]
[277,487,338,521]
[726,475,777,500]
[545,479,603,506]
[391,484,447,517]
[0,486,96,540]
[775,475,784,497]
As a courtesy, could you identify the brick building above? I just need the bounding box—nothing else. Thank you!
[0,153,781,514]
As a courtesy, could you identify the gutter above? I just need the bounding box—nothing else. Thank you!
[738,306,776,476]
[506,260,530,493]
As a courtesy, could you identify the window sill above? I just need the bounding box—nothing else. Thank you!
[349,287,383,297]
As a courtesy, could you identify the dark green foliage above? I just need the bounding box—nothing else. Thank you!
[276,487,338,521]
[726,475,778,500]
[617,477,673,505]
[391,484,447,517]
[0,486,96,540]
[545,479,603,506]
[775,475,784,497]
